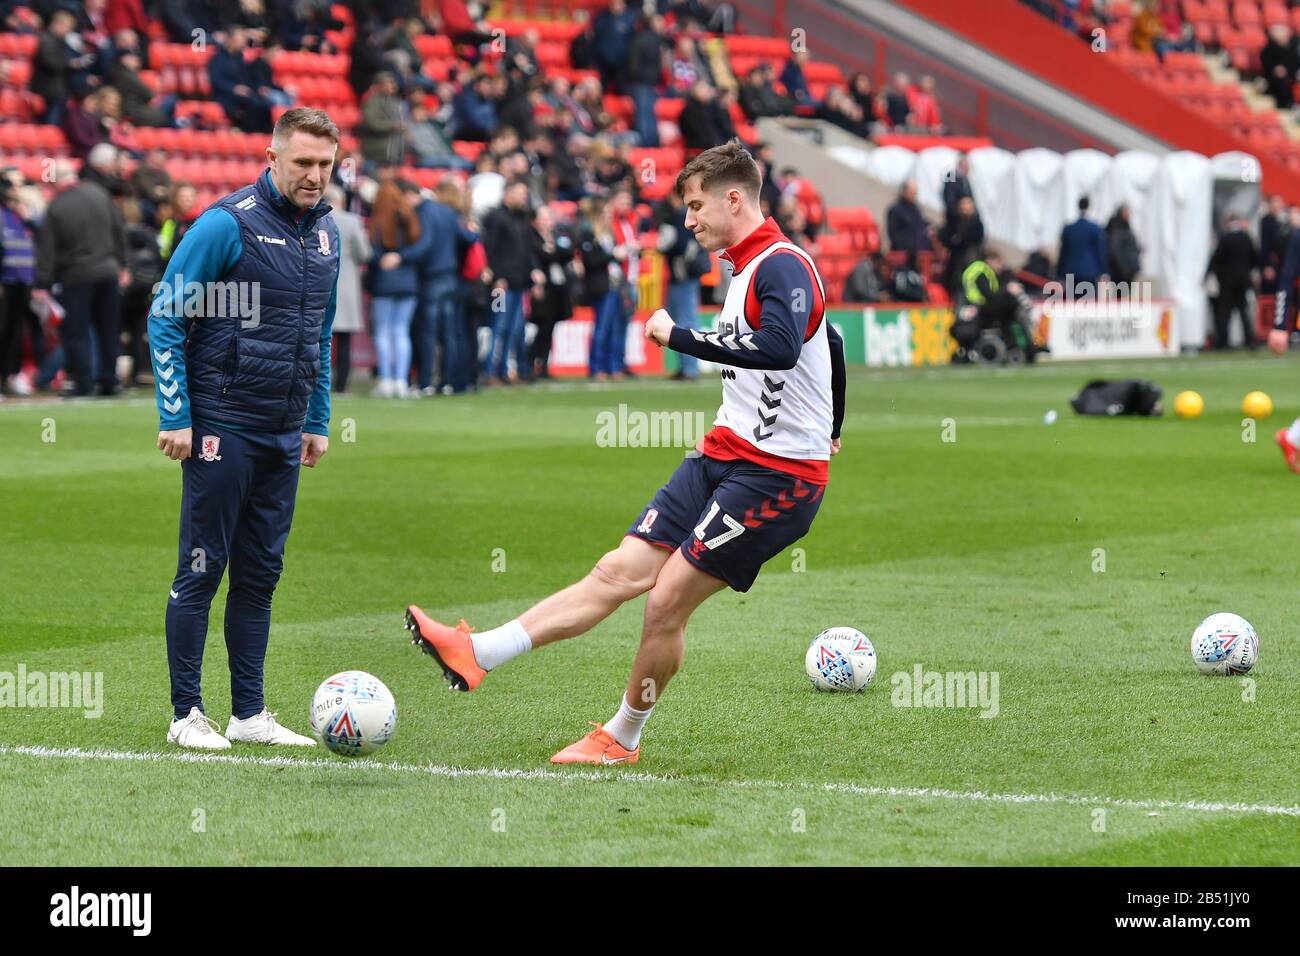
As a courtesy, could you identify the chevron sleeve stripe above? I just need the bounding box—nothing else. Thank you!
[1274,229,1300,332]
[666,252,808,370]
[147,208,242,430]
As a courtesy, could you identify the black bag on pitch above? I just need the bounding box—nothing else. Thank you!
[1070,379,1163,417]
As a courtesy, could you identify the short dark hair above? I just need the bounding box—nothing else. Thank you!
[272,107,340,148]
[674,139,762,201]
[1078,196,1091,212]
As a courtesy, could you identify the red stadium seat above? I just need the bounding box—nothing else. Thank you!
[1232,1,1262,27]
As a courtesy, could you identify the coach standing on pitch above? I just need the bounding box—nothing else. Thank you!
[149,108,342,749]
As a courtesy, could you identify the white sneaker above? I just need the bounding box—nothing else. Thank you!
[7,374,32,396]
[225,708,317,746]
[167,707,232,750]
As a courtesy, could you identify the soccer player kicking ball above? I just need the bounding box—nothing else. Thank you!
[406,140,845,764]
[1271,231,1300,471]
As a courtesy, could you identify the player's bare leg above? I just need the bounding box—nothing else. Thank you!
[518,536,670,646]
[551,551,727,764]
[406,536,669,689]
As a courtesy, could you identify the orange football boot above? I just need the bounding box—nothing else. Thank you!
[1277,429,1300,474]
[405,605,486,691]
[550,723,640,765]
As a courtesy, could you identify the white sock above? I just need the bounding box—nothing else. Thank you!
[1287,418,1300,446]
[468,619,532,671]
[604,694,654,750]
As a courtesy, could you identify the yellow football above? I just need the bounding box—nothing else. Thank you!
[1174,390,1204,419]
[1242,390,1273,419]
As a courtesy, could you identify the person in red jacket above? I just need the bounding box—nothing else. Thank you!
[105,0,149,39]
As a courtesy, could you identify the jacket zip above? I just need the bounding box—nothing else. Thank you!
[285,224,309,431]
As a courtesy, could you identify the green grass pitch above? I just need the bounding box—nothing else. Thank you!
[1,353,1298,865]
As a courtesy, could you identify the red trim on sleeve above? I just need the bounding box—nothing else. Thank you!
[702,425,829,484]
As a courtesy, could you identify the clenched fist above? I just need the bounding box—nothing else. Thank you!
[644,308,674,346]
[157,427,192,460]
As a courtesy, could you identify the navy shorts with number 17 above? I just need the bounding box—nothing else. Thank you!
[626,450,826,592]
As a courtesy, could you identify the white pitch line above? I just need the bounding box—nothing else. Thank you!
[3,743,1298,818]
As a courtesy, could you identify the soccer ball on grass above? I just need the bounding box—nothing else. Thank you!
[805,627,877,692]
[1190,612,1258,676]
[310,670,398,755]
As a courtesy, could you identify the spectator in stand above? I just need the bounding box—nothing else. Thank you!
[348,23,390,97]
[106,0,150,42]
[106,30,178,127]
[431,0,497,57]
[626,13,667,148]
[940,195,984,294]
[1131,1,1164,55]
[468,151,506,221]
[1105,203,1141,284]
[1021,248,1055,293]
[33,145,128,397]
[62,85,110,159]
[245,38,295,107]
[753,140,780,211]
[481,180,537,385]
[33,10,84,126]
[411,178,479,395]
[451,71,499,142]
[407,94,472,170]
[368,176,423,398]
[777,194,815,250]
[497,64,541,140]
[655,187,709,381]
[817,86,870,139]
[668,34,713,95]
[118,194,161,387]
[942,154,974,224]
[591,141,634,194]
[209,25,275,133]
[1207,214,1259,350]
[358,72,406,168]
[739,63,795,120]
[780,50,815,108]
[679,80,735,153]
[848,72,874,111]
[382,17,439,95]
[277,0,343,52]
[578,197,619,380]
[1260,25,1298,111]
[0,169,39,396]
[131,143,174,210]
[1260,194,1289,294]
[1057,195,1108,294]
[323,183,371,395]
[160,0,216,45]
[886,179,931,266]
[158,181,199,261]
[843,251,886,303]
[528,204,576,380]
[220,0,271,35]
[96,85,143,156]
[592,0,638,94]
[74,1,108,68]
[908,75,943,133]
[885,72,914,129]
[603,185,641,378]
